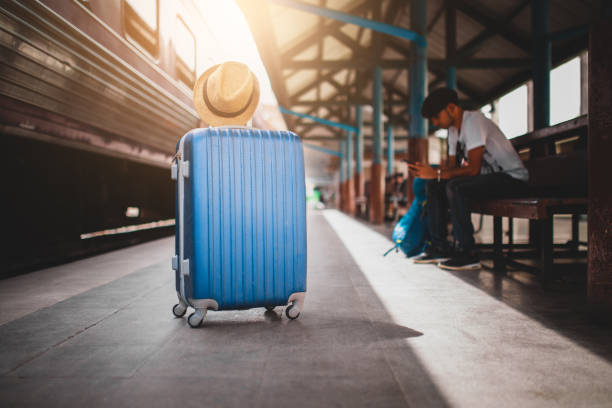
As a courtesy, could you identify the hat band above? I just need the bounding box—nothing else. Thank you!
[203,77,253,118]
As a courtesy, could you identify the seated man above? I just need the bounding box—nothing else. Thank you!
[408,88,528,270]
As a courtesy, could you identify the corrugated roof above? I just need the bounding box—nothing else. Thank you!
[239,0,599,150]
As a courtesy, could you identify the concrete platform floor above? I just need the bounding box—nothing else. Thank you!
[1,210,611,407]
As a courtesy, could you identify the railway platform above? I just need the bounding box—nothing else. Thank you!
[1,210,611,407]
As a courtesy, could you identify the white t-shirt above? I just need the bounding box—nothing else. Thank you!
[448,110,529,181]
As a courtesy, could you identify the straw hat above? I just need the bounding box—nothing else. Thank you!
[193,61,260,126]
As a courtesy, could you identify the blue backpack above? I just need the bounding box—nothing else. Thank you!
[384,178,428,257]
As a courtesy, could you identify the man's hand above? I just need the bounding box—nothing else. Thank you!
[407,162,437,179]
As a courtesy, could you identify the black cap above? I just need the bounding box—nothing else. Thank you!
[421,87,458,119]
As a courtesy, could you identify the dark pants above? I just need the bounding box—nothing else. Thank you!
[426,173,528,254]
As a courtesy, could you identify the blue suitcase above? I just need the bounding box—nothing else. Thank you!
[170,127,307,327]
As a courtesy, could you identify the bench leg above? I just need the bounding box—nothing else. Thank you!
[570,213,580,250]
[539,218,553,285]
[507,217,514,253]
[529,219,539,252]
[493,216,505,273]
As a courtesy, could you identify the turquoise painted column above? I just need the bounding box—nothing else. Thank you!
[355,105,363,176]
[532,0,550,130]
[446,67,456,90]
[409,0,427,140]
[386,124,394,175]
[371,66,385,223]
[354,105,365,206]
[346,129,355,213]
[445,0,457,90]
[339,140,346,184]
[373,66,383,164]
[406,0,428,205]
[346,130,353,182]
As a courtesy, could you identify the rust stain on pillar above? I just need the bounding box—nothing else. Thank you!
[587,21,612,309]
[406,138,429,203]
[354,173,364,199]
[354,173,365,217]
[346,178,356,215]
[342,181,347,212]
[369,163,385,224]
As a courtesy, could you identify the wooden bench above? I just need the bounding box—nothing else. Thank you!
[471,115,588,284]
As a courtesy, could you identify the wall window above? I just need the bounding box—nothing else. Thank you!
[550,56,581,126]
[497,84,528,139]
[124,0,159,58]
[175,17,196,87]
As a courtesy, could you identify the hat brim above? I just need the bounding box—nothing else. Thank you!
[193,64,260,126]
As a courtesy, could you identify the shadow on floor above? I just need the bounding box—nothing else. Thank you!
[350,212,612,365]
[0,211,449,408]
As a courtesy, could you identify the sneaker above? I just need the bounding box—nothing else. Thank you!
[438,253,481,271]
[412,248,450,264]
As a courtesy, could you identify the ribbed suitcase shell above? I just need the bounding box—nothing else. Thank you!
[175,127,307,311]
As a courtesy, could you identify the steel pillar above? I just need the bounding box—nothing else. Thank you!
[339,140,345,185]
[532,0,550,132]
[406,0,428,203]
[587,20,612,311]
[446,67,456,90]
[370,66,385,224]
[339,140,346,210]
[445,0,457,90]
[373,67,383,165]
[346,130,353,184]
[355,105,363,176]
[354,105,365,215]
[409,0,427,140]
[386,124,394,175]
[345,130,355,214]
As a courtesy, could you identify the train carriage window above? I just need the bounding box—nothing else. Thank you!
[124,0,159,58]
[175,17,196,87]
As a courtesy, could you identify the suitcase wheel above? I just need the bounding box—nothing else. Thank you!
[285,305,300,320]
[187,309,207,328]
[172,303,187,318]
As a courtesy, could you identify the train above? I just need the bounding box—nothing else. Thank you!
[0,0,264,276]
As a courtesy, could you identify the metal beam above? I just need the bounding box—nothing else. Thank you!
[428,64,485,103]
[290,70,340,103]
[453,58,532,69]
[291,99,371,107]
[284,57,530,70]
[269,0,427,47]
[302,135,411,141]
[329,30,363,54]
[476,32,588,108]
[283,58,410,69]
[451,0,530,66]
[454,0,531,53]
[237,1,292,122]
[280,106,358,132]
[280,1,373,63]
[303,143,342,157]
[427,3,445,34]
[548,24,588,43]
